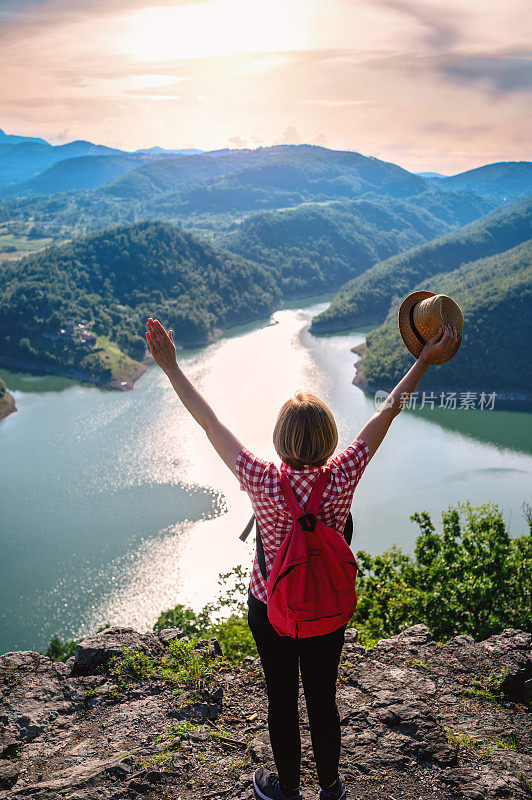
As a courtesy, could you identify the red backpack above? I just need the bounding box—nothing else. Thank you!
[256,462,358,638]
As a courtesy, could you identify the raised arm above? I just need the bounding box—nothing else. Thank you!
[355,324,460,462]
[145,318,243,477]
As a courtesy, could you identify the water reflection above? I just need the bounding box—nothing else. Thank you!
[1,301,531,654]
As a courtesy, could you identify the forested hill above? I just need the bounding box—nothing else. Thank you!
[0,222,280,386]
[431,161,532,203]
[353,239,532,394]
[218,194,489,296]
[100,144,430,201]
[7,155,154,197]
[311,197,532,332]
[0,139,127,190]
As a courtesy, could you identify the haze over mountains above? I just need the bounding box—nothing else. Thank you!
[0,129,203,192]
[1,130,529,210]
[0,128,530,402]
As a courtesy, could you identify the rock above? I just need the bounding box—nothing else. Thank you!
[0,761,19,789]
[475,629,532,703]
[0,728,19,758]
[157,628,187,646]
[144,769,177,784]
[446,634,475,646]
[14,714,44,742]
[344,628,359,643]
[193,637,223,659]
[1,622,531,799]
[71,627,164,677]
[479,628,532,654]
[241,656,260,669]
[247,731,273,763]
[207,687,223,703]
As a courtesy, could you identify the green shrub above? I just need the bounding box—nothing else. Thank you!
[354,501,532,646]
[42,634,78,662]
[153,604,211,637]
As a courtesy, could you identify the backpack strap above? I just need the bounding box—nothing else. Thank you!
[279,463,330,530]
[254,518,268,581]
[239,514,255,542]
[238,513,268,580]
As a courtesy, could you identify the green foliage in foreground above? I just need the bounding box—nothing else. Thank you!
[43,634,78,662]
[43,502,531,666]
[354,501,532,646]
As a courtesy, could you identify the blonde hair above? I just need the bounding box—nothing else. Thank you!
[273,392,338,470]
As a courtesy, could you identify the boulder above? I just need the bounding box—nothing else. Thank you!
[71,627,164,677]
[156,628,187,646]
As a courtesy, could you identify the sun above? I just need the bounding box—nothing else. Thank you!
[120,0,309,62]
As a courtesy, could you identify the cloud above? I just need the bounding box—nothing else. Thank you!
[0,0,208,28]
[373,0,461,51]
[311,132,329,147]
[0,0,530,172]
[274,126,302,145]
[227,135,249,147]
[436,51,532,97]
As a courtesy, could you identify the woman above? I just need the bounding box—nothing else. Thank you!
[145,316,460,800]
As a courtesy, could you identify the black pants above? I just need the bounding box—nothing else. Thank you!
[247,589,347,790]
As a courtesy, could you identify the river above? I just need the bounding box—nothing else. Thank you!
[1,298,531,654]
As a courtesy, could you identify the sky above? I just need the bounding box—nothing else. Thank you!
[0,0,531,173]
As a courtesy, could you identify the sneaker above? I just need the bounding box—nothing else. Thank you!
[319,773,346,799]
[253,766,303,800]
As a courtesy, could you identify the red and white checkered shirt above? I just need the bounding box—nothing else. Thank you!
[236,438,370,603]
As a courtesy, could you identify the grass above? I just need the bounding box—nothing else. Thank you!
[136,750,177,770]
[445,727,517,758]
[156,721,196,742]
[405,657,429,670]
[108,646,158,690]
[0,233,53,252]
[225,753,251,775]
[161,637,215,692]
[520,774,532,796]
[95,334,125,367]
[84,334,145,386]
[462,666,509,703]
[134,718,252,775]
[106,636,221,698]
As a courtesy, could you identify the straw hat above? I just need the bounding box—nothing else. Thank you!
[398,291,463,366]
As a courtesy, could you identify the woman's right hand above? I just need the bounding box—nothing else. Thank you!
[145,318,178,374]
[419,324,460,365]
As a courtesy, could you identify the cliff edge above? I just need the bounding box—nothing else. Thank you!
[1,624,531,799]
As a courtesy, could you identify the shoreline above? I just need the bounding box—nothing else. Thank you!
[0,354,148,394]
[0,292,335,402]
[350,345,532,410]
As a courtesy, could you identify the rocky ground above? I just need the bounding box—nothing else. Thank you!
[1,624,531,800]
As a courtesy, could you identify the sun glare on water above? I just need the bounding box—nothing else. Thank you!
[120,0,309,62]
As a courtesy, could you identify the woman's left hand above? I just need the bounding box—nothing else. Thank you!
[145,318,177,373]
[419,324,460,365]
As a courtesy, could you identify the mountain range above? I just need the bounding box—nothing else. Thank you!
[0,129,530,404]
